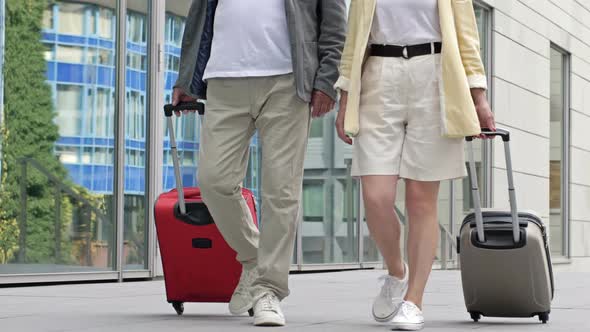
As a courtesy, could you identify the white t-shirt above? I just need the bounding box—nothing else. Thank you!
[203,0,293,80]
[370,0,442,45]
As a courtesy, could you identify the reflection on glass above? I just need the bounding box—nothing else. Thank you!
[123,3,149,269]
[0,0,116,274]
[549,47,566,256]
[301,115,359,264]
[57,3,85,35]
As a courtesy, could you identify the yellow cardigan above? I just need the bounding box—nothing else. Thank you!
[335,0,487,138]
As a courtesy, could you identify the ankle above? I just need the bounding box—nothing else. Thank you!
[388,261,406,280]
[404,296,423,310]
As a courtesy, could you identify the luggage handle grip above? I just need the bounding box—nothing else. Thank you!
[466,128,510,142]
[164,101,205,117]
[467,127,520,244]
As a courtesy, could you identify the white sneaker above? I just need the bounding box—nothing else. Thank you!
[390,301,425,331]
[229,267,258,315]
[372,263,409,323]
[253,293,285,326]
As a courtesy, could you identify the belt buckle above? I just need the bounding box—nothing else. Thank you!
[402,45,409,59]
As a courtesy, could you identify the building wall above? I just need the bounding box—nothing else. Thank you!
[479,0,590,269]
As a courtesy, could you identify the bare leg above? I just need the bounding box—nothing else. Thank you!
[361,175,405,278]
[404,179,440,308]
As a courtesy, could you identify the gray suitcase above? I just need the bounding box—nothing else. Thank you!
[457,129,554,324]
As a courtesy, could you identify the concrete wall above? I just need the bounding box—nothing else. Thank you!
[481,0,590,270]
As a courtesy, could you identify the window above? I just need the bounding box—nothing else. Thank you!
[126,91,145,140]
[56,45,84,63]
[56,146,79,164]
[95,88,113,137]
[549,45,570,256]
[127,52,146,71]
[474,5,490,73]
[166,15,184,47]
[98,8,114,40]
[58,3,85,35]
[182,151,195,166]
[128,12,146,44]
[463,162,482,212]
[44,44,54,62]
[43,6,54,30]
[310,118,324,138]
[92,148,113,165]
[56,84,83,136]
[82,147,93,164]
[166,55,180,72]
[302,181,325,222]
[244,148,259,190]
[182,113,197,141]
[460,3,491,215]
[125,150,144,167]
[88,48,113,66]
[99,49,113,66]
[85,89,94,135]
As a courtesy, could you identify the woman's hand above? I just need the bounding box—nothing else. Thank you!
[471,88,496,139]
[335,91,353,145]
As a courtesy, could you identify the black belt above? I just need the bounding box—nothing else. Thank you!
[370,42,442,59]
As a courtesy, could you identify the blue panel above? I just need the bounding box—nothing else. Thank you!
[162,141,199,151]
[165,73,179,90]
[82,137,115,147]
[42,32,57,41]
[97,66,116,87]
[58,35,87,45]
[90,165,114,192]
[165,45,181,56]
[87,37,99,46]
[99,40,114,49]
[126,70,146,91]
[125,140,145,149]
[124,166,145,193]
[46,62,56,81]
[127,43,146,54]
[162,166,198,192]
[84,64,98,84]
[58,137,83,145]
[56,63,85,84]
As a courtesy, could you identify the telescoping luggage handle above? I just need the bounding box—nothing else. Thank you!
[163,102,205,215]
[466,128,520,244]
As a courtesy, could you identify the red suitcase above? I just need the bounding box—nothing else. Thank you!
[155,103,258,316]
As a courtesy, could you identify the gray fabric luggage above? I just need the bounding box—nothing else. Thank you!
[457,129,554,324]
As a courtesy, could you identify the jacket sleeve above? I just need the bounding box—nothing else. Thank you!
[452,0,488,90]
[174,0,210,99]
[314,0,348,101]
[334,0,359,93]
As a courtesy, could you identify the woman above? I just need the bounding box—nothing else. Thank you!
[334,0,495,330]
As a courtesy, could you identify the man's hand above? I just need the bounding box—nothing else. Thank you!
[311,90,335,118]
[471,88,496,139]
[335,91,352,145]
[172,87,197,117]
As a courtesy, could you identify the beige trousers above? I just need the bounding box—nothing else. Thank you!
[198,74,310,301]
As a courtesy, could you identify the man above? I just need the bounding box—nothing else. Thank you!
[172,0,347,327]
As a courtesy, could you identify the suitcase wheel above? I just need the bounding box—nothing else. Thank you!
[469,312,481,322]
[172,302,185,316]
[538,312,549,324]
[248,308,254,317]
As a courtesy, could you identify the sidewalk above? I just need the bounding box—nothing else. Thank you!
[0,270,588,332]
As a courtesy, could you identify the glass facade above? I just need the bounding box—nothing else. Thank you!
[0,0,494,281]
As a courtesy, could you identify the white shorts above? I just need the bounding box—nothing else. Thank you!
[351,54,467,181]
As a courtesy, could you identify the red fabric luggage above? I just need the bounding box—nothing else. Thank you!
[155,103,257,315]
